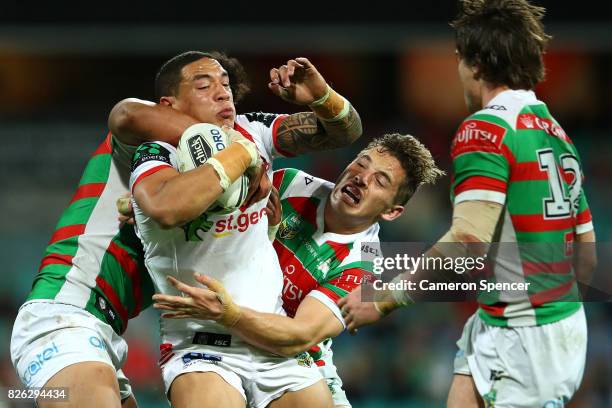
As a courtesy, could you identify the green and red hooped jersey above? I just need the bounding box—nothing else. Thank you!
[26,134,153,334]
[450,90,593,327]
[272,168,379,326]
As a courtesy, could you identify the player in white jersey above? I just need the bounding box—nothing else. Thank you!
[122,51,363,408]
[150,134,445,408]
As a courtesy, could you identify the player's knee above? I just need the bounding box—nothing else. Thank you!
[170,372,244,408]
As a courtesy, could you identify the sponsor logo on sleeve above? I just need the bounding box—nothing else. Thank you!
[132,142,172,170]
[451,119,506,159]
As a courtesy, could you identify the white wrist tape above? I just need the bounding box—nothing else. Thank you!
[308,85,331,107]
[321,97,350,122]
[231,139,261,169]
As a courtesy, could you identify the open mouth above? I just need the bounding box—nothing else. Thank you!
[341,184,361,205]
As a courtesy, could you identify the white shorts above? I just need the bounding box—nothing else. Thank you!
[10,301,133,401]
[454,307,587,408]
[160,334,323,408]
[313,339,351,408]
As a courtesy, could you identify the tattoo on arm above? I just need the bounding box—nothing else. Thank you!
[275,105,362,156]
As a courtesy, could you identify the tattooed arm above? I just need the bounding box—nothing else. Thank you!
[268,57,363,156]
[274,108,362,156]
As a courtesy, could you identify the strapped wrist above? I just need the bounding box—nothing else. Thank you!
[215,292,242,327]
[308,85,331,107]
[206,158,231,191]
[320,97,349,122]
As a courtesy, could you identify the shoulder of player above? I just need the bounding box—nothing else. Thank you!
[274,168,330,194]
[474,89,545,131]
[237,112,286,129]
[131,141,176,169]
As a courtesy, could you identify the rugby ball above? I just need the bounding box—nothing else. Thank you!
[176,123,249,214]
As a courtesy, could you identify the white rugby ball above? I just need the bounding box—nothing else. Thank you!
[176,123,249,214]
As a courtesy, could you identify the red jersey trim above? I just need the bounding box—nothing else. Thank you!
[38,253,74,272]
[511,214,574,233]
[233,122,255,143]
[455,176,507,196]
[69,183,106,204]
[271,115,294,157]
[576,209,592,225]
[48,224,86,245]
[106,241,143,318]
[529,279,575,307]
[479,302,507,317]
[131,164,173,193]
[523,259,572,276]
[273,169,286,191]
[95,276,129,332]
[93,133,113,156]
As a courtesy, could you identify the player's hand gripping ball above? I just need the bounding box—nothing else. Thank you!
[176,123,249,214]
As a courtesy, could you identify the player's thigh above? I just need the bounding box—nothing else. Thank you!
[267,379,333,408]
[39,361,121,408]
[170,371,245,408]
[447,374,483,408]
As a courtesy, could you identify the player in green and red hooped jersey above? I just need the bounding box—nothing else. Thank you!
[150,133,444,407]
[339,1,597,407]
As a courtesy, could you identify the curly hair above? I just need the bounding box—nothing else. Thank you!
[365,134,445,205]
[451,0,551,89]
[154,51,250,103]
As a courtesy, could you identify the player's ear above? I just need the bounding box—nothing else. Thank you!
[380,205,404,222]
[159,96,175,107]
[471,64,481,81]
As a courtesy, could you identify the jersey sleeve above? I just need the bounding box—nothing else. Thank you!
[451,116,514,205]
[111,133,139,171]
[307,261,375,329]
[240,112,290,159]
[575,189,593,234]
[129,141,176,193]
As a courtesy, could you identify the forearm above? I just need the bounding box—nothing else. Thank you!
[274,107,361,156]
[135,165,223,229]
[109,98,197,146]
[316,103,363,149]
[376,201,502,313]
[230,308,317,357]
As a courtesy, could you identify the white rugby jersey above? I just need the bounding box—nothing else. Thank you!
[129,113,290,345]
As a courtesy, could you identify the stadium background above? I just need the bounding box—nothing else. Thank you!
[1,1,610,407]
